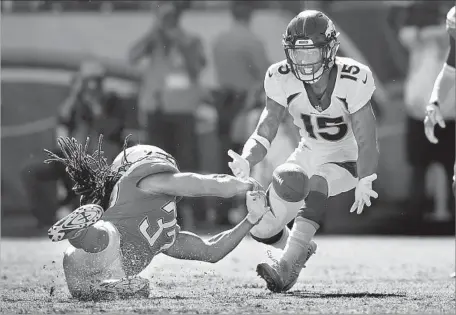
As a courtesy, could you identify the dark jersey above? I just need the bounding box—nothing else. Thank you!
[102,155,180,276]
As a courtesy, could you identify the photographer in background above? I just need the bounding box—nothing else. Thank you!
[129,1,206,227]
[21,60,126,229]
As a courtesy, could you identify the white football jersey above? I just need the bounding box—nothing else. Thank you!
[264,57,376,151]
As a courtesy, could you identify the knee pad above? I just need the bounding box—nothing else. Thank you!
[250,184,303,239]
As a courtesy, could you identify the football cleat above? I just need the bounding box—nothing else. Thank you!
[48,204,103,242]
[257,241,317,293]
[95,276,150,299]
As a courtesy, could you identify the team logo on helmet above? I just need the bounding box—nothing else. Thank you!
[325,19,337,39]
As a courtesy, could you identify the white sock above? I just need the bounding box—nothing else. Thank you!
[270,227,290,250]
[281,217,318,263]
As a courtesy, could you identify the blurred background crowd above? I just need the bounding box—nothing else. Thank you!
[1,0,455,237]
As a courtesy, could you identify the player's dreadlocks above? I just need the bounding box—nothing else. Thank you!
[44,135,132,209]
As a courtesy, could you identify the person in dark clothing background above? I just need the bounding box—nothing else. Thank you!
[21,60,126,229]
[399,1,455,225]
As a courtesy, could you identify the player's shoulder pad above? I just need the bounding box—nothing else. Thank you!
[337,56,373,78]
[264,59,291,107]
[124,158,179,182]
[336,57,374,87]
[336,57,376,113]
[447,6,456,39]
[265,59,292,79]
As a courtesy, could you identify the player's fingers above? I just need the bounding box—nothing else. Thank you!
[227,149,241,161]
[349,201,358,213]
[425,127,438,144]
[249,190,260,198]
[428,113,437,125]
[246,191,258,202]
[228,164,239,175]
[424,116,435,130]
[228,163,241,173]
[357,200,365,214]
[366,190,378,199]
[424,127,433,142]
[436,115,446,128]
[365,173,377,182]
[364,197,372,207]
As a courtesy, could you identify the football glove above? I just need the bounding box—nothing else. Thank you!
[350,173,378,215]
[246,190,274,225]
[424,103,446,144]
[228,149,250,179]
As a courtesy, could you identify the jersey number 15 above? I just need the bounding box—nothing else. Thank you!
[301,114,348,141]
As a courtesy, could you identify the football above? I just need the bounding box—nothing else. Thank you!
[272,163,310,203]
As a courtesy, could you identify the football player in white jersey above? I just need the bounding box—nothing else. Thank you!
[228,10,379,292]
[425,6,455,180]
[423,6,455,278]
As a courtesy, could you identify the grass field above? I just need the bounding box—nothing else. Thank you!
[0,236,454,314]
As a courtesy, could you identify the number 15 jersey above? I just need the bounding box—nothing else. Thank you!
[265,57,376,152]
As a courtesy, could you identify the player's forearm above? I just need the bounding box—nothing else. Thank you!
[139,172,256,198]
[201,174,254,198]
[241,138,268,169]
[205,218,253,263]
[241,99,284,168]
[429,63,456,105]
[351,103,379,179]
[356,144,379,179]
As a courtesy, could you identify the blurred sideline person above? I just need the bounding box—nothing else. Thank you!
[212,0,270,224]
[129,2,206,226]
[423,6,455,278]
[400,1,455,224]
[21,61,125,228]
[46,136,271,300]
[228,10,379,292]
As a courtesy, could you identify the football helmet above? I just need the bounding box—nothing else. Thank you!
[111,145,178,173]
[282,10,340,83]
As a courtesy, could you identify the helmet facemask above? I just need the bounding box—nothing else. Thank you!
[284,37,340,84]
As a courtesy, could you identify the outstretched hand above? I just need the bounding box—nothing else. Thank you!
[349,173,378,215]
[246,190,274,225]
[228,150,250,179]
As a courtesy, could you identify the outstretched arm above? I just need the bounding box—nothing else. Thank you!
[163,218,253,263]
[163,191,270,263]
[241,96,287,169]
[350,102,379,179]
[138,172,259,198]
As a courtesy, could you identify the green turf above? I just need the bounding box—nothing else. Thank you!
[0,236,454,314]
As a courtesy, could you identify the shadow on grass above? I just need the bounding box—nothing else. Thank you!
[285,291,406,299]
